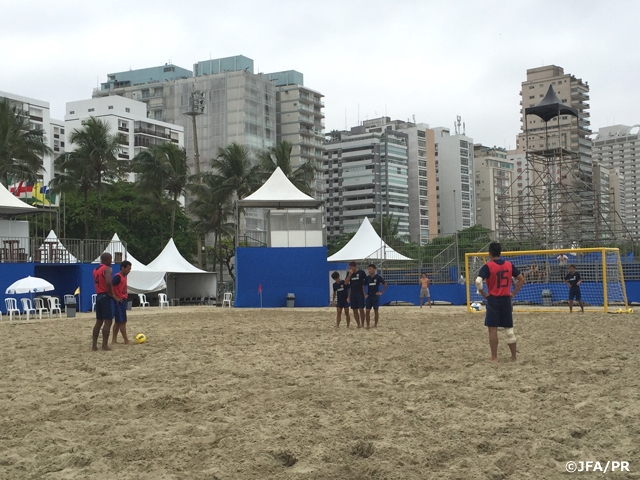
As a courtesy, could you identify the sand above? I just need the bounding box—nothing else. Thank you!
[0,306,639,480]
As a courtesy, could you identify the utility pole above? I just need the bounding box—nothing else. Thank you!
[185,90,205,267]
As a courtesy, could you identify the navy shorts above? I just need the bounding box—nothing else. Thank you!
[484,296,513,328]
[336,299,350,309]
[366,294,380,310]
[95,293,114,321]
[569,287,581,301]
[114,300,127,323]
[350,293,365,310]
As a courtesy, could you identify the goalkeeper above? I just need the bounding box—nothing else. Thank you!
[476,242,525,362]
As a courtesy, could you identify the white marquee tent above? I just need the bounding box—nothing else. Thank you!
[0,182,37,215]
[38,230,79,263]
[147,238,216,299]
[96,234,166,294]
[237,167,323,209]
[327,217,413,262]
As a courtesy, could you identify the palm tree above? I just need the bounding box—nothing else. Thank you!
[133,142,189,238]
[50,152,95,239]
[137,192,174,248]
[0,100,51,186]
[188,173,235,284]
[371,214,403,244]
[60,117,124,240]
[257,140,319,196]
[211,142,262,201]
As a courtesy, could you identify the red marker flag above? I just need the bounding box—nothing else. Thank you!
[258,284,262,293]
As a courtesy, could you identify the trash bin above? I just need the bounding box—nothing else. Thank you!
[286,293,295,308]
[66,302,77,318]
[542,289,552,307]
[127,301,133,311]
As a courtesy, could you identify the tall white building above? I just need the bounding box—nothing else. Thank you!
[593,124,638,238]
[324,126,409,239]
[0,90,63,186]
[65,96,184,182]
[473,145,514,239]
[432,126,475,234]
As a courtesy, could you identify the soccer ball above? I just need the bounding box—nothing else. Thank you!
[627,308,634,314]
[135,333,147,344]
[470,302,482,312]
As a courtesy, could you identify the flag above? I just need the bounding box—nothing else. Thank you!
[258,284,262,294]
[74,287,80,295]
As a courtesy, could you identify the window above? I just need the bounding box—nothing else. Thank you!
[460,140,468,149]
[108,106,113,110]
[419,180,427,187]
[69,111,74,114]
[461,166,469,175]
[125,108,130,113]
[88,108,94,112]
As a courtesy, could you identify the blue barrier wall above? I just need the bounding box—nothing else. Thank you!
[1,263,121,314]
[235,247,329,308]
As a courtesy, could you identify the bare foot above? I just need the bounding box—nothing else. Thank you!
[123,341,132,345]
[102,346,112,351]
[511,357,517,362]
[92,346,98,351]
[490,357,499,362]
[112,340,119,344]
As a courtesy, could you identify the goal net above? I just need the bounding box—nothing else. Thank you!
[465,248,629,312]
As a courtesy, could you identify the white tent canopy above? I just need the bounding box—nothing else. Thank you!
[0,182,37,215]
[237,167,323,209]
[96,234,166,294]
[38,230,79,263]
[327,217,413,262]
[147,238,216,300]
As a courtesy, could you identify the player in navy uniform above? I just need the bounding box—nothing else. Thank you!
[345,261,367,328]
[564,264,584,313]
[476,242,525,362]
[331,271,351,327]
[363,264,387,328]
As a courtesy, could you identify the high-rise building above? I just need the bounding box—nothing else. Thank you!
[0,90,63,187]
[324,126,409,239]
[473,145,514,239]
[593,124,639,238]
[432,126,475,234]
[65,96,184,182]
[264,70,325,198]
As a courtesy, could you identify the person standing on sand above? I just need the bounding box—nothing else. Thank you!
[419,273,432,308]
[93,253,115,351]
[363,264,387,328]
[345,261,367,328]
[331,271,351,328]
[476,242,525,362]
[565,264,584,313]
[112,260,132,345]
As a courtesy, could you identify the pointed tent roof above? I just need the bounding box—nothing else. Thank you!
[237,167,323,208]
[147,238,208,273]
[0,182,37,215]
[38,230,79,262]
[525,84,579,123]
[327,217,413,262]
[95,234,167,294]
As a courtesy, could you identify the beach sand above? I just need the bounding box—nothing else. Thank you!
[0,306,639,479]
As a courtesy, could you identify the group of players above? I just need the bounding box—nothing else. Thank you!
[332,242,587,362]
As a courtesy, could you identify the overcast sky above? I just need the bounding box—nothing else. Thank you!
[2,0,639,149]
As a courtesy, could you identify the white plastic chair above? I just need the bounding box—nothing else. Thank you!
[5,298,21,321]
[21,298,36,321]
[34,297,50,319]
[48,297,62,318]
[138,294,150,309]
[222,292,233,308]
[158,293,169,309]
[91,294,97,312]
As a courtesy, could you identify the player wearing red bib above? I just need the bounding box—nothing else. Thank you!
[476,242,525,362]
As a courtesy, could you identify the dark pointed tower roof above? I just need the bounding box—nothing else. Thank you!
[525,84,578,122]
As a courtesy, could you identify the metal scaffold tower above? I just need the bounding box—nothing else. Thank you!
[501,86,630,249]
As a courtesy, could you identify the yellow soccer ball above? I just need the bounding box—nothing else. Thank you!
[135,333,147,344]
[627,308,634,314]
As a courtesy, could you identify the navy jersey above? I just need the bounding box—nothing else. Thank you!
[348,270,367,295]
[365,274,386,295]
[333,280,350,303]
[478,259,521,297]
[565,271,581,288]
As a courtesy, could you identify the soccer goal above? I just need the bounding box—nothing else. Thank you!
[465,248,630,313]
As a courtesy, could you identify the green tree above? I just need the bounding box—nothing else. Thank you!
[211,142,262,201]
[132,142,189,239]
[0,100,51,186]
[257,140,319,196]
[53,117,125,240]
[371,215,403,245]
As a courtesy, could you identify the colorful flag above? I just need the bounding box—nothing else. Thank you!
[258,284,262,294]
[74,287,80,295]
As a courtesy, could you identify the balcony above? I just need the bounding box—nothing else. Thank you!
[0,236,126,264]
